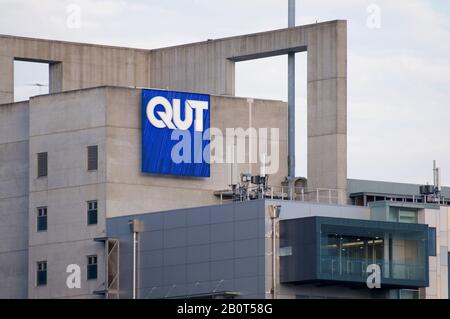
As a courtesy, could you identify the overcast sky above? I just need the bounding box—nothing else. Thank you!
[1,0,449,185]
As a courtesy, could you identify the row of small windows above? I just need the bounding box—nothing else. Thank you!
[36,201,98,231]
[36,256,98,286]
[37,145,98,178]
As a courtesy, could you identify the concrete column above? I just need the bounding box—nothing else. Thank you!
[49,62,62,94]
[306,21,347,200]
[0,55,14,104]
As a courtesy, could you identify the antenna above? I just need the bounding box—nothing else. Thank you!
[433,160,441,191]
[287,0,296,183]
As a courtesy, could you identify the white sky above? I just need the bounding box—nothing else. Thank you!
[1,0,449,185]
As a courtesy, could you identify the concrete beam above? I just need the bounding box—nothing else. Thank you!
[0,34,153,104]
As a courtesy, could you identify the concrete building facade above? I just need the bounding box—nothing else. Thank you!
[0,19,449,299]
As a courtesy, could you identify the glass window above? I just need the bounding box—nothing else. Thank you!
[87,201,98,225]
[37,207,47,232]
[399,289,419,299]
[429,227,437,256]
[87,255,98,280]
[36,261,47,286]
[399,209,417,223]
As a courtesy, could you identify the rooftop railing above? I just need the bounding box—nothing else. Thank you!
[216,186,347,205]
[319,255,426,283]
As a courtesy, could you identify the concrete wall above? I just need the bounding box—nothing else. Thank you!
[0,34,152,104]
[10,86,285,297]
[27,88,108,298]
[104,87,287,217]
[106,200,267,299]
[421,206,450,299]
[0,101,29,298]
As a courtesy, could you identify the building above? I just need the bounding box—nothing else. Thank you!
[0,20,449,299]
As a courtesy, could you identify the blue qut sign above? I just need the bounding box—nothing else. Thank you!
[141,89,210,177]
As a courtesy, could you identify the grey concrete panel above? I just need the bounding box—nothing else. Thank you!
[234,276,260,296]
[234,200,261,221]
[235,220,259,240]
[163,210,187,229]
[163,228,187,248]
[441,247,448,266]
[163,265,187,285]
[210,222,234,243]
[210,242,234,261]
[163,247,187,266]
[235,239,260,259]
[235,257,259,278]
[186,206,211,226]
[187,262,210,283]
[140,250,163,268]
[211,204,235,224]
[187,225,210,246]
[210,259,234,281]
[140,231,163,251]
[187,245,210,264]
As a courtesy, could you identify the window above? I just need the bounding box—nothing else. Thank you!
[429,227,436,256]
[37,207,47,232]
[87,255,98,280]
[399,289,419,299]
[36,261,47,286]
[87,145,98,171]
[398,209,417,223]
[87,201,98,225]
[37,152,47,177]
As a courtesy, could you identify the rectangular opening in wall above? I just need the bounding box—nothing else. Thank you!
[235,52,307,178]
[37,207,48,232]
[87,145,98,171]
[36,261,47,286]
[37,152,48,178]
[87,200,98,225]
[14,60,49,102]
[87,255,98,280]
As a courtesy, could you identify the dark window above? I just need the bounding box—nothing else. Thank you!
[87,255,98,280]
[36,261,47,286]
[87,201,98,225]
[429,227,437,256]
[37,207,47,232]
[37,152,47,177]
[87,145,98,171]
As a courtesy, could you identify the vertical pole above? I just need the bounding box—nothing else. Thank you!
[272,217,276,299]
[288,0,296,181]
[132,231,137,299]
[248,98,253,175]
[269,205,280,299]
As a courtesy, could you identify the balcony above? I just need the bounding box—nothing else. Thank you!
[280,217,429,288]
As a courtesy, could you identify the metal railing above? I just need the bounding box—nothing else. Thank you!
[217,186,346,205]
[319,256,426,282]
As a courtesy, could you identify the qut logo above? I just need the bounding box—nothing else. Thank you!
[141,89,211,178]
[146,96,208,132]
